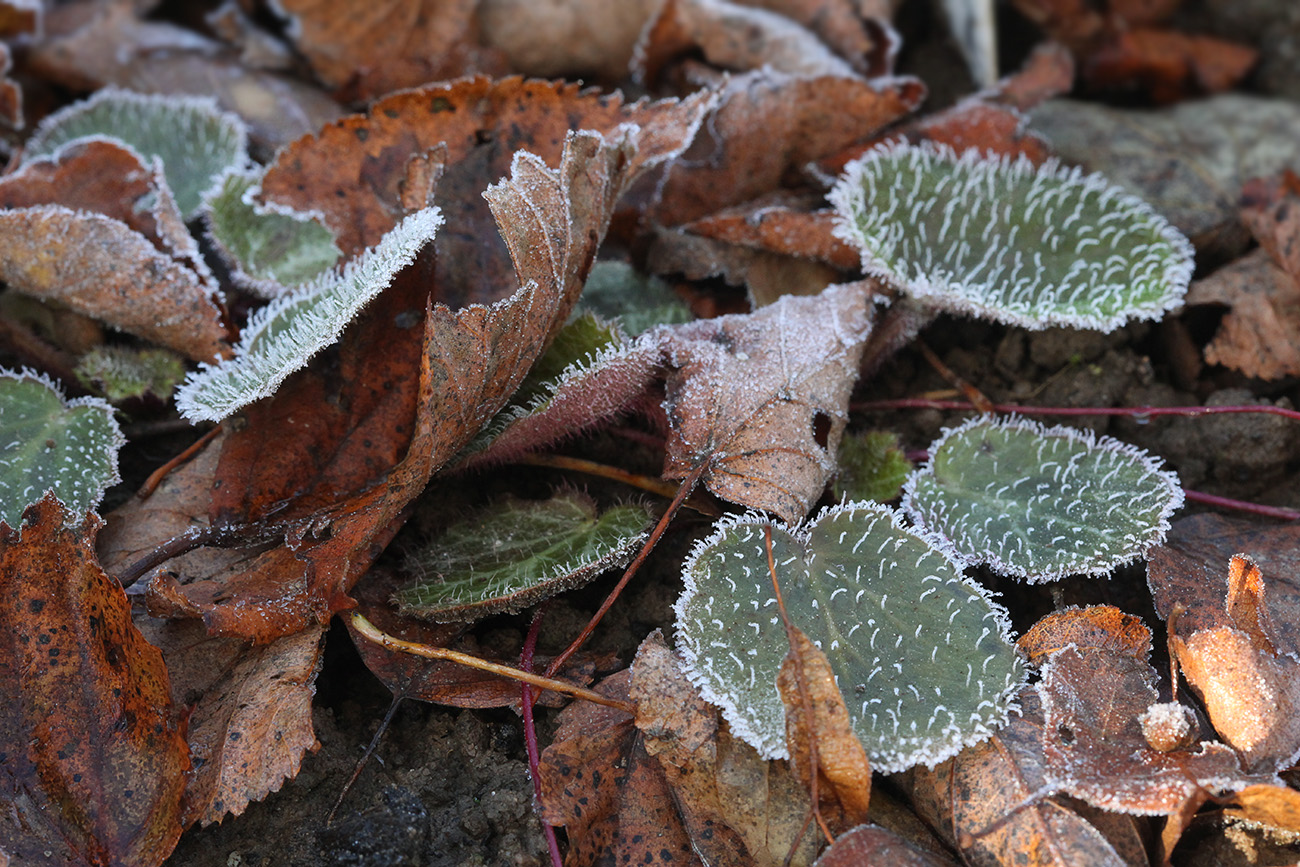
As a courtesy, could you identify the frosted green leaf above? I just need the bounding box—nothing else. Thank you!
[675,501,1025,772]
[833,430,912,503]
[829,141,1194,331]
[902,416,1184,582]
[0,369,125,529]
[175,206,441,423]
[24,87,249,218]
[74,345,186,403]
[202,168,340,297]
[578,261,693,335]
[394,491,654,622]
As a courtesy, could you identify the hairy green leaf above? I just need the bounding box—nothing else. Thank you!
[829,141,1194,330]
[394,491,653,622]
[834,430,912,503]
[0,369,124,529]
[578,261,693,335]
[903,416,1184,582]
[24,87,249,219]
[202,168,340,297]
[174,206,441,423]
[74,345,186,403]
[675,501,1025,772]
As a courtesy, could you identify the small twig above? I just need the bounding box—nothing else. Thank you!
[326,694,404,826]
[1181,490,1300,521]
[137,425,221,499]
[519,453,720,516]
[115,519,287,588]
[853,397,1300,423]
[914,341,994,414]
[544,459,709,678]
[765,526,835,854]
[350,614,633,713]
[520,604,565,867]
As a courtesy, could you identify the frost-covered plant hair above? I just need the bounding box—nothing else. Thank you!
[902,415,1185,582]
[175,206,441,422]
[0,368,125,529]
[674,501,1025,772]
[829,141,1195,331]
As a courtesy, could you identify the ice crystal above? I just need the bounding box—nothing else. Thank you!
[175,206,441,422]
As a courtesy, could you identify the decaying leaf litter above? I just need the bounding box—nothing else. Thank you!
[1,0,1299,865]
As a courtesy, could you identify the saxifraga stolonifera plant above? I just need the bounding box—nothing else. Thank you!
[674,141,1194,772]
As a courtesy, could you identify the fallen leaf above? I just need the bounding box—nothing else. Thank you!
[679,195,860,271]
[479,0,662,80]
[740,0,899,77]
[259,75,713,303]
[812,823,960,867]
[537,667,701,867]
[1240,171,1300,282]
[133,616,325,826]
[661,282,872,522]
[1185,249,1300,380]
[654,68,924,225]
[906,689,1137,867]
[1220,783,1300,833]
[268,0,504,101]
[1085,28,1258,102]
[636,0,859,83]
[0,495,188,867]
[28,2,345,153]
[630,631,822,866]
[778,626,873,832]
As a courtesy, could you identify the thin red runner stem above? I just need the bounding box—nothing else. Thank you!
[853,397,1300,423]
[520,603,564,867]
[545,459,707,678]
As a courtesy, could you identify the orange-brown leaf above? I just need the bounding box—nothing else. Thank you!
[812,824,960,867]
[777,626,872,831]
[0,496,188,866]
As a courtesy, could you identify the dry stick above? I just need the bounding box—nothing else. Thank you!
[136,424,221,499]
[326,692,405,827]
[520,453,720,516]
[764,525,836,856]
[914,341,995,414]
[349,614,634,714]
[544,459,709,679]
[519,603,565,867]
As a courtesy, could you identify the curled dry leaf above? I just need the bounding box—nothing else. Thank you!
[661,282,872,523]
[0,496,188,867]
[778,626,873,833]
[480,0,662,80]
[1149,516,1300,772]
[1025,606,1261,815]
[655,68,925,225]
[259,76,713,303]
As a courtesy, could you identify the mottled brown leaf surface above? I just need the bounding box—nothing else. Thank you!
[778,627,872,832]
[260,76,711,305]
[1185,249,1300,380]
[662,281,872,522]
[812,824,960,867]
[0,496,188,867]
[0,178,227,361]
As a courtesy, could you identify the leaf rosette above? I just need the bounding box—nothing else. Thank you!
[675,501,1025,772]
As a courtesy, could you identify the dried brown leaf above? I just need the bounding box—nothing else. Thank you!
[812,824,960,867]
[1221,783,1300,832]
[480,0,662,80]
[269,0,504,101]
[1084,28,1257,103]
[133,617,325,826]
[1186,249,1300,380]
[0,496,188,867]
[1241,171,1300,282]
[0,199,228,362]
[654,68,924,225]
[662,282,872,523]
[778,626,872,832]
